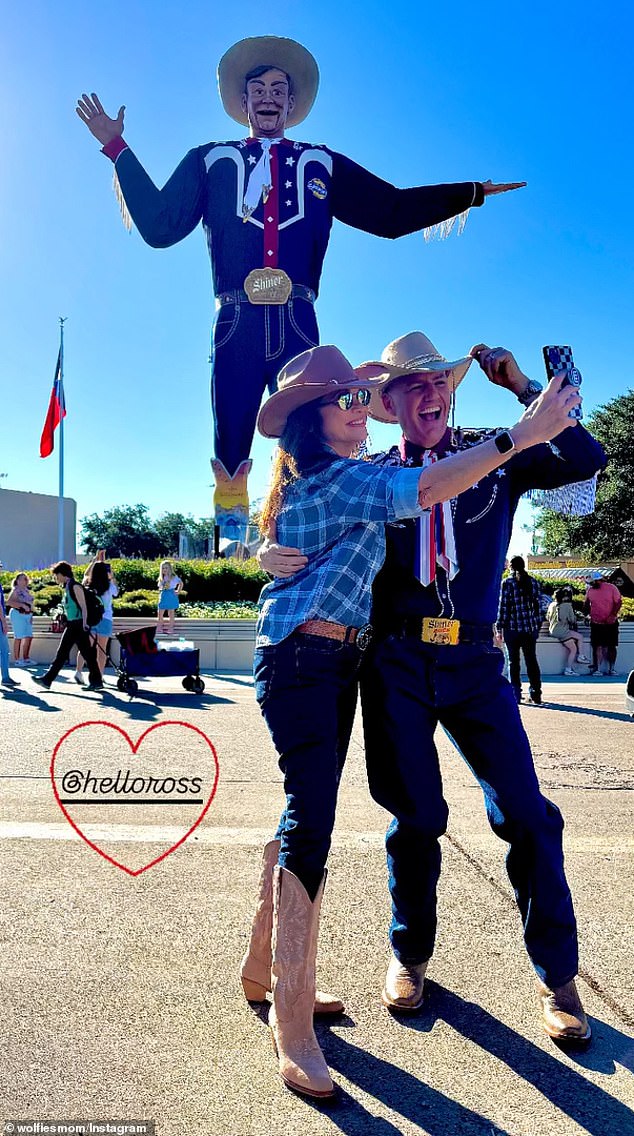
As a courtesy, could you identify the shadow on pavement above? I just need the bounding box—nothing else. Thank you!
[240,982,634,1132]
[94,688,234,721]
[208,673,254,689]
[1,688,62,712]
[323,982,633,1136]
[247,998,512,1133]
[319,1032,513,1135]
[540,702,633,723]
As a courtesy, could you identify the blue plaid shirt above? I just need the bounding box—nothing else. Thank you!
[256,459,426,646]
[497,575,542,637]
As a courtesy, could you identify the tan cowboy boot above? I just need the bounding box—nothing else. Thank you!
[269,866,336,1100]
[240,840,344,1015]
[538,979,592,1048]
[382,952,428,1012]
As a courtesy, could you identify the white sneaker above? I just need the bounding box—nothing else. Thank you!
[576,655,589,663]
[563,668,579,676]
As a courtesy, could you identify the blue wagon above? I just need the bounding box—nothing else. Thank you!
[114,626,205,696]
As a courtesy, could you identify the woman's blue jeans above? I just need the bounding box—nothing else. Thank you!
[254,632,364,900]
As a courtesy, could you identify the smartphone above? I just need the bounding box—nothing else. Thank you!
[542,344,583,420]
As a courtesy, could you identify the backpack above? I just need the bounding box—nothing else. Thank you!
[71,581,105,628]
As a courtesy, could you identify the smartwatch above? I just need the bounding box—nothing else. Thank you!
[493,430,516,455]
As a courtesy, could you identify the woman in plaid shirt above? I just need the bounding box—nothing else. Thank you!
[241,344,582,1101]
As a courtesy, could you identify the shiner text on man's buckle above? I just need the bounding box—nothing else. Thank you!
[244,268,293,305]
[421,617,461,646]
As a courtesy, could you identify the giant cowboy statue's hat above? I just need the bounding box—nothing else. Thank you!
[218,36,320,128]
[355,331,474,424]
[258,345,382,439]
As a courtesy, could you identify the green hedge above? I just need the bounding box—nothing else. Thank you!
[0,559,269,616]
[2,562,632,621]
[109,558,268,601]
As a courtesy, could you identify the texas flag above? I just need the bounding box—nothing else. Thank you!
[39,349,66,458]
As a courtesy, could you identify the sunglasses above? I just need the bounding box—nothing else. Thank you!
[321,388,372,411]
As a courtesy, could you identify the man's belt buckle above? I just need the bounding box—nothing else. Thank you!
[421,617,461,646]
[244,268,292,305]
[356,624,374,651]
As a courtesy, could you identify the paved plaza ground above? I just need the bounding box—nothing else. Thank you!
[1,668,633,1136]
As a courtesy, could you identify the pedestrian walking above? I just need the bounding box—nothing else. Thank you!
[497,556,543,704]
[32,563,103,691]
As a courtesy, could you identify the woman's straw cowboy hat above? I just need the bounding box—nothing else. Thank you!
[257,345,382,439]
[218,37,319,128]
[356,331,474,424]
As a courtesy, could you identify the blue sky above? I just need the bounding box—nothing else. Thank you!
[1,0,632,553]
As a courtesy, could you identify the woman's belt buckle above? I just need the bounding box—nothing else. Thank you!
[421,617,461,646]
[355,624,374,651]
[244,268,292,304]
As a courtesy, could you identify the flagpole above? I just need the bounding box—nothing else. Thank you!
[58,317,67,561]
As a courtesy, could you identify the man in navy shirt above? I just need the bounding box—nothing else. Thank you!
[77,36,523,537]
[263,330,605,1048]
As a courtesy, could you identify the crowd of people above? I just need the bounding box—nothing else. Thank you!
[1,555,622,693]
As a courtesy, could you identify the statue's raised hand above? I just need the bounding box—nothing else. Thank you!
[76,92,125,146]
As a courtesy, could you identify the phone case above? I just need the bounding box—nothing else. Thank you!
[542,345,583,419]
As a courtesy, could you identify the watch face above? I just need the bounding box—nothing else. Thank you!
[495,431,514,454]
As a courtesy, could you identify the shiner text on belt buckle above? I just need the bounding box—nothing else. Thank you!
[421,617,461,645]
[244,268,292,305]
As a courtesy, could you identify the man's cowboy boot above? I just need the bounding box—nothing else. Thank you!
[538,979,592,1048]
[211,458,252,543]
[382,952,428,1012]
[240,840,344,1015]
[269,866,336,1099]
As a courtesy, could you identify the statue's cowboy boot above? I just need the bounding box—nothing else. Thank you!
[240,840,344,1016]
[538,979,592,1048]
[211,458,252,543]
[269,866,336,1100]
[382,952,428,1012]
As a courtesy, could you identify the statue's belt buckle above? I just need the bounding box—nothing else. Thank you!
[421,617,461,646]
[244,268,292,305]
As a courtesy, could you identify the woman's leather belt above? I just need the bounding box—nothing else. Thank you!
[295,620,374,651]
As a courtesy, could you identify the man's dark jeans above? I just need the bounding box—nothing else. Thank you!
[254,631,363,901]
[361,635,578,989]
[504,630,542,702]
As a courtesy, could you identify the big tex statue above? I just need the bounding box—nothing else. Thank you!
[77,36,523,538]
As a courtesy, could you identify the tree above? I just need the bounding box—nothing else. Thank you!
[154,512,189,557]
[80,504,164,558]
[536,390,634,559]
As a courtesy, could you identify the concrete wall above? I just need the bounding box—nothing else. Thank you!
[0,490,76,571]
[9,618,634,677]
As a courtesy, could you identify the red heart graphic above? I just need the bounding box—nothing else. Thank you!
[50,720,219,876]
